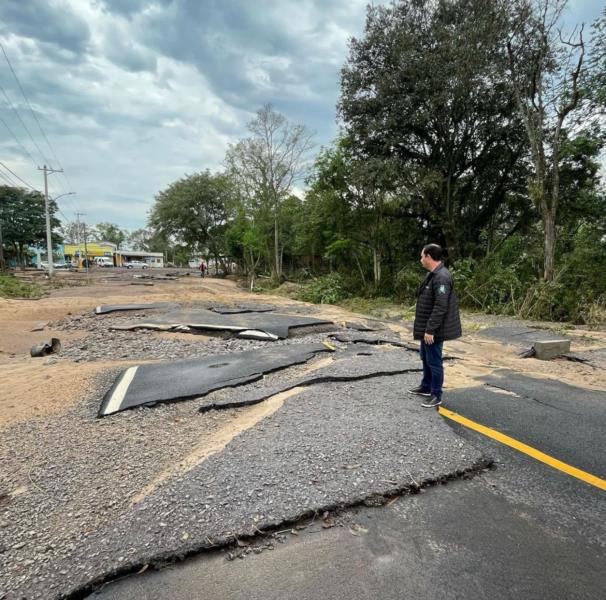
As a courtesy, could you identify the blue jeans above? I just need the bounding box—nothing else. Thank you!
[420,340,444,398]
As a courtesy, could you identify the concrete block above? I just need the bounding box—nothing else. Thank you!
[533,339,571,360]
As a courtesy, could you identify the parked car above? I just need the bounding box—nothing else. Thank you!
[94,256,114,267]
[39,261,69,270]
[125,260,148,269]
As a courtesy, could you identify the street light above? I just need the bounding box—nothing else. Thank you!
[45,191,75,277]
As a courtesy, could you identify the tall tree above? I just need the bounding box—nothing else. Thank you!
[148,171,235,270]
[0,186,61,266]
[94,222,126,249]
[226,104,314,281]
[127,228,154,252]
[59,221,86,245]
[507,0,586,281]
[588,6,606,108]
[339,0,527,260]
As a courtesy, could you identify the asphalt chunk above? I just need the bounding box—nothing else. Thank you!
[94,303,177,315]
[198,348,422,412]
[110,309,333,340]
[99,343,334,416]
[36,374,487,600]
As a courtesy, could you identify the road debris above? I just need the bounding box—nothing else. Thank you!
[30,337,61,357]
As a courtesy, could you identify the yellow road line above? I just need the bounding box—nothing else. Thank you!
[438,407,606,491]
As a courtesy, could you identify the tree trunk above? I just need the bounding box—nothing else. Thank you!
[372,247,381,284]
[543,208,556,282]
[17,242,24,268]
[248,249,256,292]
[0,220,5,272]
[442,220,459,262]
[354,253,366,287]
[273,210,280,281]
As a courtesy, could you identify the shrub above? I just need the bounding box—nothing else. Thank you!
[0,274,44,299]
[298,272,349,304]
[579,298,606,329]
[393,265,422,303]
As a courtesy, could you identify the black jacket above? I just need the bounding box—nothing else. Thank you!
[413,264,462,341]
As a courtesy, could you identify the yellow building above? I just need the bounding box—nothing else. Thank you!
[63,241,116,267]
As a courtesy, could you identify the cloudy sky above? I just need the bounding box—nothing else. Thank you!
[0,0,602,231]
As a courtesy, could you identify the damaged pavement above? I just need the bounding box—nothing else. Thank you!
[1,281,605,600]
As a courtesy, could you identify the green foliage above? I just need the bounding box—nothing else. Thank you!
[588,7,606,108]
[339,0,528,258]
[451,224,606,325]
[0,185,61,266]
[452,236,541,314]
[225,104,314,280]
[0,274,44,299]
[149,170,235,270]
[297,272,350,305]
[94,222,126,249]
[394,265,423,303]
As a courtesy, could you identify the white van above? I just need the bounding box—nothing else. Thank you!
[94,256,113,267]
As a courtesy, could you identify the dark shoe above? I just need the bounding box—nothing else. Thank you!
[409,386,432,397]
[422,395,442,408]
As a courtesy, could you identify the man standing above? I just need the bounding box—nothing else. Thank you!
[410,244,462,408]
[199,261,206,278]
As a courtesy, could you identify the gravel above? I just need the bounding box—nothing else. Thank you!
[54,311,346,363]
[1,309,485,599]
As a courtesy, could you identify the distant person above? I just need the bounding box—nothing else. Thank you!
[199,261,206,278]
[409,243,461,408]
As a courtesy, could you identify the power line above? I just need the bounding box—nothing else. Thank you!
[0,43,75,197]
[0,43,62,170]
[0,83,50,166]
[0,160,38,190]
[0,113,38,167]
[0,169,16,186]
[0,43,74,195]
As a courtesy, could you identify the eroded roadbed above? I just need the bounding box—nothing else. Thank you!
[2,362,487,599]
[92,477,604,600]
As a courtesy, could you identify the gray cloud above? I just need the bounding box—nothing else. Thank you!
[0,0,600,231]
[102,28,157,72]
[0,0,91,53]
[97,0,172,18]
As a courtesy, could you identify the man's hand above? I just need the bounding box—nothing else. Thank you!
[424,333,434,345]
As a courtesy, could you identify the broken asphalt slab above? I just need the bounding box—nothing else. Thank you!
[562,347,606,368]
[328,332,461,360]
[110,309,334,340]
[476,325,570,347]
[94,303,177,315]
[198,347,422,412]
[94,477,605,600]
[330,331,414,349]
[209,305,276,314]
[99,342,334,416]
[444,372,606,478]
[34,374,488,599]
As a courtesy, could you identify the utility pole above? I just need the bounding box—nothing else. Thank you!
[0,215,5,272]
[75,212,86,269]
[38,165,63,277]
[83,219,89,275]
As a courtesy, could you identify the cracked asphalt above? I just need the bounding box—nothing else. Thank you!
[93,371,606,600]
[2,279,605,600]
[6,368,488,599]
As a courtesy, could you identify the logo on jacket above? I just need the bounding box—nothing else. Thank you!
[438,284,447,294]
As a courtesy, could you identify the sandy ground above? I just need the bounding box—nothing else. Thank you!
[1,271,605,431]
[2,270,606,600]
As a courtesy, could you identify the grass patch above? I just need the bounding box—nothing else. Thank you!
[462,321,483,334]
[338,296,415,320]
[0,273,45,299]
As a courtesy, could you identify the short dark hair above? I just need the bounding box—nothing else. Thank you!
[422,243,443,261]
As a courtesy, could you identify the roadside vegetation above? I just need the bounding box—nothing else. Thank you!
[1,1,605,327]
[0,274,44,299]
